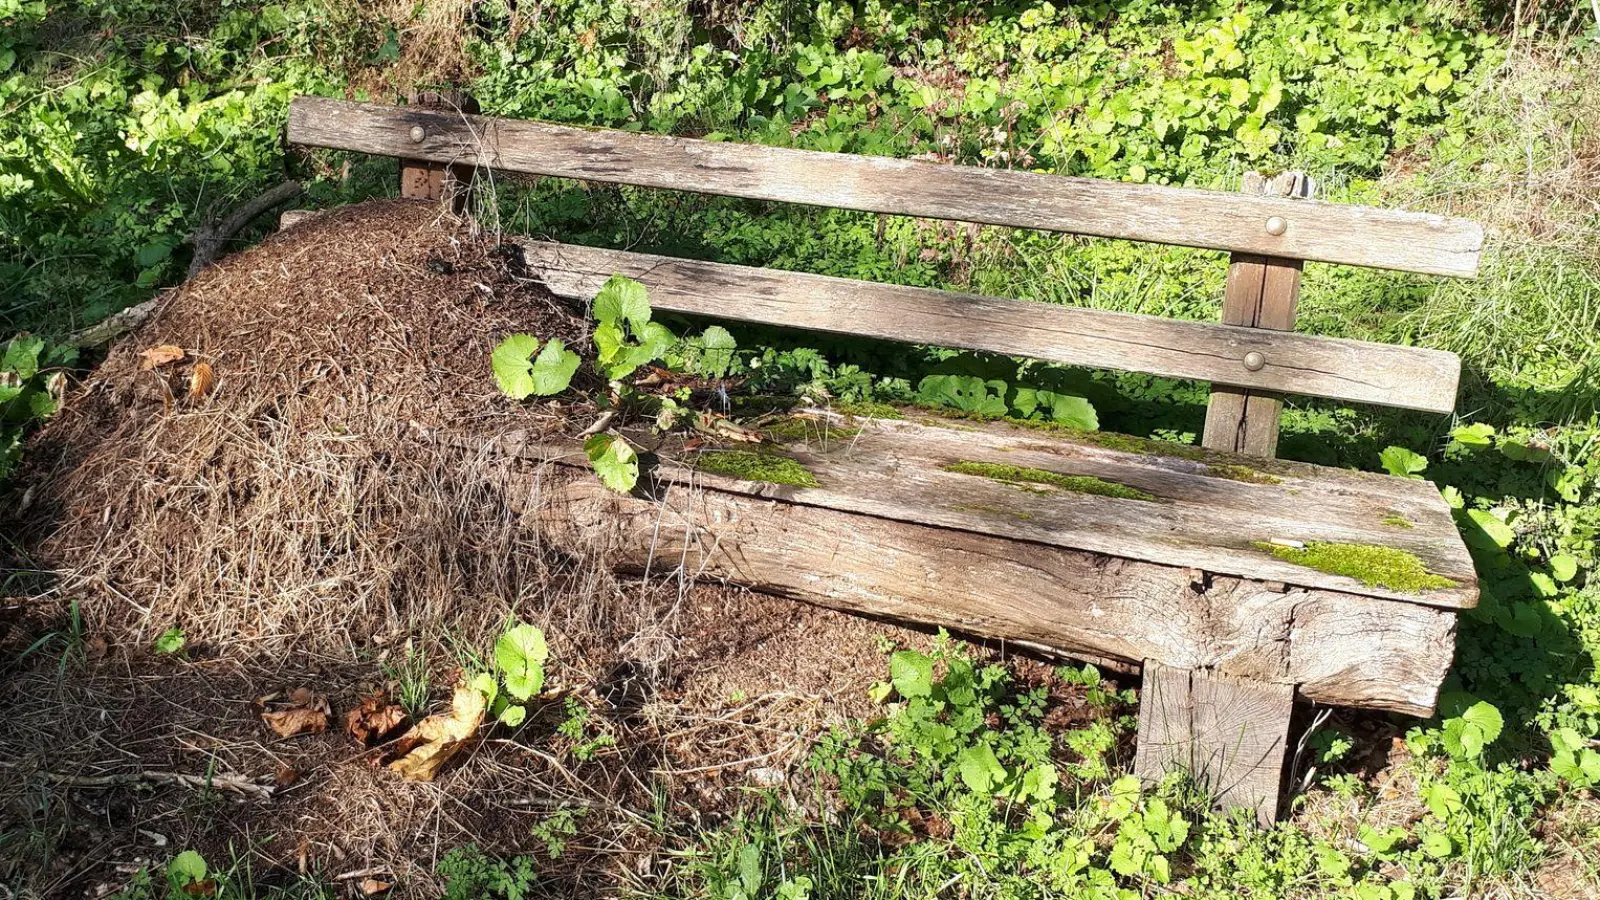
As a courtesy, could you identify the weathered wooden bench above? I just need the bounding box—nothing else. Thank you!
[286,95,1482,823]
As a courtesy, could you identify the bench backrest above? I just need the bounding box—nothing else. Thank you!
[286,96,1483,457]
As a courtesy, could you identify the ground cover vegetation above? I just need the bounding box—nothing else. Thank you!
[2,0,1599,896]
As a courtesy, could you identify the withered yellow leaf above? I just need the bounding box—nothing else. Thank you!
[187,362,216,400]
[140,345,185,369]
[386,683,485,782]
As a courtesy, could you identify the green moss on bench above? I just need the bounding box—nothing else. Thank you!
[1206,464,1283,485]
[694,450,820,487]
[834,401,905,420]
[1256,541,1454,592]
[764,416,862,443]
[943,460,1159,502]
[1381,512,1416,529]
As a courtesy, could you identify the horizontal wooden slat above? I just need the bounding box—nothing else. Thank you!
[484,408,1478,609]
[515,239,1463,413]
[495,448,1459,717]
[287,96,1484,277]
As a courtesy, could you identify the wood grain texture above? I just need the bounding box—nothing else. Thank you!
[495,461,1457,717]
[1204,172,1310,457]
[1135,662,1293,825]
[287,96,1484,277]
[482,408,1477,609]
[512,239,1463,414]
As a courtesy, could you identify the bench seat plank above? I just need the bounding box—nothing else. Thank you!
[485,412,1476,609]
[512,240,1461,414]
[287,97,1483,277]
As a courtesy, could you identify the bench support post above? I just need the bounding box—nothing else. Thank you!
[399,90,478,209]
[1202,172,1311,457]
[1134,660,1294,826]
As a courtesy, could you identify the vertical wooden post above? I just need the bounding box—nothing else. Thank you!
[399,90,479,210]
[1200,171,1312,458]
[1134,661,1294,826]
[1139,173,1311,825]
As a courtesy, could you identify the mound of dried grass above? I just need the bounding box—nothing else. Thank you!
[6,201,641,659]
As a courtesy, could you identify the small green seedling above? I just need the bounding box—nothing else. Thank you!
[154,627,186,656]
[585,433,639,493]
[474,621,550,727]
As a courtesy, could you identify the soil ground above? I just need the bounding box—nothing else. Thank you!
[0,201,1115,898]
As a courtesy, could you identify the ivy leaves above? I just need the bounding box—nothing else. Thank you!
[492,334,581,400]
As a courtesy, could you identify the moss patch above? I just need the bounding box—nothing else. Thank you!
[764,416,861,443]
[834,401,905,420]
[1381,512,1415,529]
[695,450,820,487]
[1255,541,1454,592]
[943,460,1159,502]
[1206,464,1283,485]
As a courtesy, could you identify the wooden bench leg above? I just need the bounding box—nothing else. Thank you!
[1134,660,1294,826]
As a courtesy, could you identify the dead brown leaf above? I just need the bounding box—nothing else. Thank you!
[259,687,331,738]
[345,692,408,747]
[359,878,393,896]
[140,344,186,369]
[384,683,484,782]
[187,362,216,400]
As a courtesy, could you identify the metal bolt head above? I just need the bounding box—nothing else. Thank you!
[1265,216,1288,236]
[409,125,426,143]
[1243,351,1266,371]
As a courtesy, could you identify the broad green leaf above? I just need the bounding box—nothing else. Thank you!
[134,239,174,269]
[1551,554,1579,583]
[698,325,737,378]
[154,627,186,655]
[1379,446,1427,478]
[1461,700,1503,745]
[2,334,44,380]
[916,374,1008,416]
[498,703,527,727]
[889,650,933,699]
[957,742,1007,793]
[1421,831,1453,859]
[494,623,548,701]
[593,274,650,332]
[584,433,639,493]
[491,333,542,399]
[1450,422,1495,448]
[469,671,498,706]
[1466,509,1516,549]
[1423,67,1453,93]
[528,338,580,396]
[737,844,762,894]
[167,850,208,886]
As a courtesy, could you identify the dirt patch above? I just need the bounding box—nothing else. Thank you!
[0,200,996,897]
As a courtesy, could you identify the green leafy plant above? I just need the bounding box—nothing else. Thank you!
[153,627,186,657]
[492,334,580,399]
[592,274,676,381]
[584,432,639,493]
[166,850,211,896]
[472,621,550,727]
[437,844,539,900]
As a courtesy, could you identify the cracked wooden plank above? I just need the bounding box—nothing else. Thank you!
[500,464,1457,717]
[478,407,1478,609]
[286,96,1484,277]
[510,239,1462,414]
